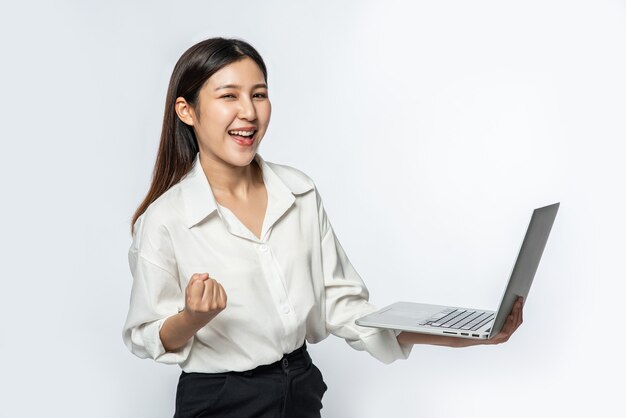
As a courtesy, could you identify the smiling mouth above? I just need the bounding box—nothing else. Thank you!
[228,129,257,138]
[228,129,257,146]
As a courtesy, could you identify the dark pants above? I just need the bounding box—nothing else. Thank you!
[174,343,327,418]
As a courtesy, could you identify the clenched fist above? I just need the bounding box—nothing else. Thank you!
[183,273,227,327]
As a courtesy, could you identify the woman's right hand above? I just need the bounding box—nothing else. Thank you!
[159,273,227,352]
[182,273,228,327]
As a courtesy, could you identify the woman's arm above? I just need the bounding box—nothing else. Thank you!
[397,296,524,347]
[160,273,227,352]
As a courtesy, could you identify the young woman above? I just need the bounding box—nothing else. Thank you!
[122,37,524,418]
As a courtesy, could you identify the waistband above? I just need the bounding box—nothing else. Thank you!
[235,342,311,377]
[181,342,311,378]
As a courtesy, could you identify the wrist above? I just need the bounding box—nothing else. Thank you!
[180,309,210,330]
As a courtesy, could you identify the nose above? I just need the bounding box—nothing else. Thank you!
[238,96,257,121]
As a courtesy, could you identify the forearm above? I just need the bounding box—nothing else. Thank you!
[159,311,207,352]
[397,331,485,348]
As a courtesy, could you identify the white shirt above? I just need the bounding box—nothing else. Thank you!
[122,152,412,373]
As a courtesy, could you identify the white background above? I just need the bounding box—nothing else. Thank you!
[1,1,625,417]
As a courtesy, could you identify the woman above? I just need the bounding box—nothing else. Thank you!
[122,37,523,418]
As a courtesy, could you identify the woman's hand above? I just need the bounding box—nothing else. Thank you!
[397,296,524,348]
[182,273,228,327]
[481,296,524,345]
[160,273,228,352]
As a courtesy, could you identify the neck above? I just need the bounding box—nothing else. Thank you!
[199,152,261,199]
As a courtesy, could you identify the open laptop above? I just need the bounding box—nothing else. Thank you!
[355,202,559,340]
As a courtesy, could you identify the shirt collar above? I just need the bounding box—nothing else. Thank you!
[180,152,313,229]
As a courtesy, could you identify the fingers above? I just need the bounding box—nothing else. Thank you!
[199,278,225,309]
[511,297,524,330]
[187,273,227,313]
[488,297,525,345]
[201,276,213,306]
[187,273,207,304]
[218,283,227,307]
[211,279,220,308]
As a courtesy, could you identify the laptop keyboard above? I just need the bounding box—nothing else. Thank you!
[419,308,494,331]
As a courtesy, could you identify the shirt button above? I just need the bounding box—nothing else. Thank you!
[281,304,291,314]
[259,244,269,252]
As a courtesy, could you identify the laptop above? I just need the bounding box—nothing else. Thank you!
[355,202,560,340]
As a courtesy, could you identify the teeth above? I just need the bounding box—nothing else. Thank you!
[229,130,255,137]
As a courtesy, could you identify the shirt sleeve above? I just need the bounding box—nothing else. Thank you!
[316,190,413,364]
[121,213,193,365]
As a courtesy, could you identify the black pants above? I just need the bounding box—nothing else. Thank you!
[174,343,328,418]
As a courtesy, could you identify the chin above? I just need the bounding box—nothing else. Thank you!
[223,149,257,167]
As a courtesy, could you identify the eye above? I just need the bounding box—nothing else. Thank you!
[253,92,268,99]
[220,94,236,99]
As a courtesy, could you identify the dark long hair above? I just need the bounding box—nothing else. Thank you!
[130,37,268,235]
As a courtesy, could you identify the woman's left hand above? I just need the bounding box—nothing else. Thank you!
[480,295,524,345]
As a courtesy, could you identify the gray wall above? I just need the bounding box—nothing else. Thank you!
[1,0,624,416]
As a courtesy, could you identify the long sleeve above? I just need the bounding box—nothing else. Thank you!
[122,153,411,372]
[316,191,413,364]
[121,213,193,364]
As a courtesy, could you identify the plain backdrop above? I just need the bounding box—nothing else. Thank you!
[1,1,625,417]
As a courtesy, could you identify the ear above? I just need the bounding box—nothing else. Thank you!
[175,97,195,126]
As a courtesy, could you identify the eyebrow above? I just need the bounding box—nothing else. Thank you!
[214,83,268,91]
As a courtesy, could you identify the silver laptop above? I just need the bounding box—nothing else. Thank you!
[355,203,559,340]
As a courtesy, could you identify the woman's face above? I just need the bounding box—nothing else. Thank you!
[178,57,271,167]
